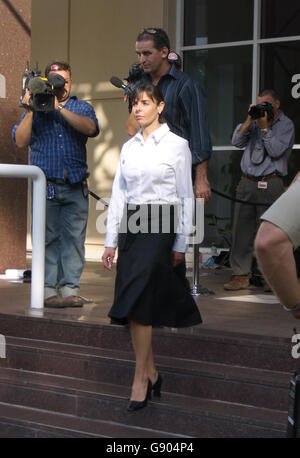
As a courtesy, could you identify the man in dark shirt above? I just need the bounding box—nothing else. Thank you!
[127,28,212,291]
[127,27,212,202]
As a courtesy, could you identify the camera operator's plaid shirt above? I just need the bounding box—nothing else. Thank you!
[12,96,100,184]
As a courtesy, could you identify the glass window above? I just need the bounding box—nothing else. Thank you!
[260,41,300,144]
[183,46,252,146]
[204,150,243,246]
[184,0,253,46]
[261,0,300,39]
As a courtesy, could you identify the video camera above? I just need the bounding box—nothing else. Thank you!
[20,62,66,111]
[110,63,144,113]
[248,101,274,121]
[110,64,143,97]
[110,50,182,112]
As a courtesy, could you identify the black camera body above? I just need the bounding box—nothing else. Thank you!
[125,63,143,85]
[20,63,65,112]
[248,101,274,121]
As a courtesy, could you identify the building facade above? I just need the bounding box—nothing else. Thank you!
[0,0,31,273]
[1,0,299,265]
[180,0,300,245]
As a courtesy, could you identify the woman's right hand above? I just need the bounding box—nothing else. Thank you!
[102,247,116,271]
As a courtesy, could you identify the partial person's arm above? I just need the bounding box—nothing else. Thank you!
[55,98,99,137]
[104,161,125,248]
[172,139,194,264]
[180,81,212,202]
[14,110,33,148]
[194,160,210,203]
[102,247,116,271]
[102,159,126,270]
[14,90,33,148]
[231,104,254,149]
[262,119,295,159]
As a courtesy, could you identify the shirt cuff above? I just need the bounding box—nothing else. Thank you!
[105,233,118,248]
[173,234,189,253]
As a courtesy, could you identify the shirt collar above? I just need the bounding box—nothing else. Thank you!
[166,64,181,80]
[141,63,180,84]
[135,123,170,144]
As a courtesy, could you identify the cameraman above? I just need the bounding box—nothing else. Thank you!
[12,61,100,307]
[224,89,295,291]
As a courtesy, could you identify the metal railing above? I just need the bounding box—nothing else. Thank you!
[0,170,206,307]
[0,164,46,309]
[190,198,204,295]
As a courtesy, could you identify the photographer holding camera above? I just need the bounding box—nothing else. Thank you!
[224,89,295,291]
[12,61,100,307]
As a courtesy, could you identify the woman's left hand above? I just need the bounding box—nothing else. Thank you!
[102,247,116,270]
[171,251,185,267]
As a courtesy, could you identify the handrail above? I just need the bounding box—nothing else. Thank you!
[0,164,46,309]
[190,198,215,296]
[190,198,204,296]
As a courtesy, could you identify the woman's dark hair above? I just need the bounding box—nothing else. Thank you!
[131,83,166,123]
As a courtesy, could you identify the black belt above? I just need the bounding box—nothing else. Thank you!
[242,172,282,182]
[48,178,71,185]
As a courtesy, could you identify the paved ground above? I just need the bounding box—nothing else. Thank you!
[0,260,298,342]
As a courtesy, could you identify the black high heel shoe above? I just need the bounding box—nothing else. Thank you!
[152,373,163,397]
[127,379,152,412]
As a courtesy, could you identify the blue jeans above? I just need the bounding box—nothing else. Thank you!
[44,182,88,298]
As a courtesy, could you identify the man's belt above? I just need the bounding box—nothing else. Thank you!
[242,172,282,182]
[48,178,70,185]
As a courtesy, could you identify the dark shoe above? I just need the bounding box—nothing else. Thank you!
[127,380,152,412]
[152,373,163,397]
[44,296,66,308]
[224,275,250,291]
[44,295,88,308]
[61,295,85,307]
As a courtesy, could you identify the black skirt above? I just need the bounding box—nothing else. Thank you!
[108,204,202,328]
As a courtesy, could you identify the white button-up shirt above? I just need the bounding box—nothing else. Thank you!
[105,123,194,252]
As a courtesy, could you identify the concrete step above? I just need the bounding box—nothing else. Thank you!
[0,368,287,438]
[0,312,297,372]
[0,336,291,410]
[0,401,185,438]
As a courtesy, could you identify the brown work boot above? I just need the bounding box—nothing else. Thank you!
[62,295,85,307]
[44,295,65,308]
[44,295,88,308]
[224,275,250,291]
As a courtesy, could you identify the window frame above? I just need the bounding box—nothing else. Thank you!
[176,0,300,151]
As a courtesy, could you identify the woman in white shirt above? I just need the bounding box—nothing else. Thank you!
[102,83,202,412]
